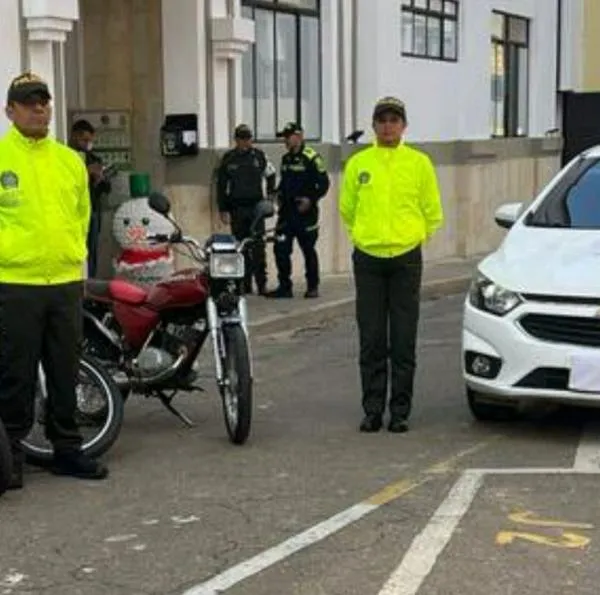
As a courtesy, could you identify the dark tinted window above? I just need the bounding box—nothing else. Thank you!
[526,157,600,228]
[565,163,600,227]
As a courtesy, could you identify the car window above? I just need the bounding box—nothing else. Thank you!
[525,157,600,228]
[565,164,600,227]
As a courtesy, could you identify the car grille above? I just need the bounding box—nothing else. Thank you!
[520,313,600,347]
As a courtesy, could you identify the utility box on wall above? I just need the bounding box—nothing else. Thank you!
[68,109,133,169]
[160,113,199,157]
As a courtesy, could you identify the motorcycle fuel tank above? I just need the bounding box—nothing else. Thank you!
[146,269,209,311]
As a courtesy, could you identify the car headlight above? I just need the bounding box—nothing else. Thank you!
[468,273,522,316]
[210,252,244,279]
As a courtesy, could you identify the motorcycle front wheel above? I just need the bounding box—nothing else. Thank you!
[0,419,12,497]
[220,324,253,445]
[21,354,125,465]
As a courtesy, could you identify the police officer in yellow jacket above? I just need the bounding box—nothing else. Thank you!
[266,122,330,299]
[340,97,444,434]
[0,72,108,489]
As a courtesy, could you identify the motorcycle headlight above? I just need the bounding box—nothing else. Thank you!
[210,252,244,279]
[468,273,522,316]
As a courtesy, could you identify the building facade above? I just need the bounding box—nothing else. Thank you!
[0,0,584,277]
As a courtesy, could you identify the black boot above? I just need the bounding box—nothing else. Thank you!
[51,450,108,480]
[359,414,382,433]
[264,286,293,299]
[388,417,409,433]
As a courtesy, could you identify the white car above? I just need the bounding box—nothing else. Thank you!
[462,145,600,421]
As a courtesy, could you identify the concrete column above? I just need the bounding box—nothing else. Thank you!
[161,0,253,149]
[22,0,79,140]
[320,0,340,143]
[161,0,209,147]
[209,0,254,147]
[0,0,23,134]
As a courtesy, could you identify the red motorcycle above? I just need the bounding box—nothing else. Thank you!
[83,192,277,445]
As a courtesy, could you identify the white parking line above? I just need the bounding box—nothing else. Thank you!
[376,422,600,594]
[573,422,600,471]
[180,441,492,595]
[377,470,484,595]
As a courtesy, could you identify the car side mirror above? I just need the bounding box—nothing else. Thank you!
[250,199,275,234]
[494,202,524,230]
[148,192,171,216]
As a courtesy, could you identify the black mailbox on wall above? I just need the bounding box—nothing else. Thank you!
[160,113,199,157]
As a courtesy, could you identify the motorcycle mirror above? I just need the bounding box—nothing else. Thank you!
[255,199,275,220]
[250,199,275,235]
[148,192,171,216]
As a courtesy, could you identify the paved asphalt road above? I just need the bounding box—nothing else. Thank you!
[2,294,600,595]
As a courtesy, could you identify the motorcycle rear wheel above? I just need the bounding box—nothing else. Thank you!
[220,324,253,445]
[21,354,125,464]
[0,419,12,497]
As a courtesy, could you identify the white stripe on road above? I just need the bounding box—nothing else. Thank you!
[181,441,492,595]
[183,503,376,595]
[377,422,600,595]
[573,422,600,471]
[376,470,484,595]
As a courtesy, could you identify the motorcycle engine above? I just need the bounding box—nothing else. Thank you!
[135,347,175,376]
[133,323,206,379]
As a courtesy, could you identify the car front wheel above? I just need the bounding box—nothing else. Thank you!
[466,387,518,422]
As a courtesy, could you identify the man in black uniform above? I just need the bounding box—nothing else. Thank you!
[69,119,112,277]
[216,124,277,295]
[266,122,330,299]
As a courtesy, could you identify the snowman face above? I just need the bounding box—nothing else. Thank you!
[112,198,175,249]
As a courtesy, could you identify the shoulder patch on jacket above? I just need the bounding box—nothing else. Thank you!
[313,154,326,173]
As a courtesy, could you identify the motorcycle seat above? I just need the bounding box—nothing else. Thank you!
[85,279,148,306]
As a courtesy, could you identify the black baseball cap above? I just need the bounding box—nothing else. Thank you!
[276,122,303,138]
[6,72,51,104]
[372,96,406,121]
[234,124,253,139]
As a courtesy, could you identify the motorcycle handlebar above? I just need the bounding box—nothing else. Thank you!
[146,230,284,261]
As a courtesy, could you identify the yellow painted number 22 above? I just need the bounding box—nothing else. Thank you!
[495,510,593,550]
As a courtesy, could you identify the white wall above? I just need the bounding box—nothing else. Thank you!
[352,0,559,143]
[559,0,583,91]
[0,0,23,134]
[161,0,209,147]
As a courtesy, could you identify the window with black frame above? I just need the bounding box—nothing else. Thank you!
[241,0,321,142]
[401,0,458,61]
[491,11,529,137]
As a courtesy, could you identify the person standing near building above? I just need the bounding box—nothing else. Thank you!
[69,119,112,278]
[339,97,444,434]
[0,72,109,489]
[266,122,330,299]
[216,124,277,295]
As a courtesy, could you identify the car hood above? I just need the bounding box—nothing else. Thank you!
[479,226,600,297]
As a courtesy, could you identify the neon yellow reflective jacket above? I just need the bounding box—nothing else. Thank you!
[339,143,444,258]
[0,125,90,285]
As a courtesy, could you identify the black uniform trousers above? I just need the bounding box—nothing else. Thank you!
[230,205,267,291]
[0,281,84,452]
[352,246,422,420]
[87,209,101,278]
[274,217,319,291]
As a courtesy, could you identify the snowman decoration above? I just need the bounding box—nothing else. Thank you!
[112,197,176,286]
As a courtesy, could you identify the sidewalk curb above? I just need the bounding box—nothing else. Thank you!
[248,274,472,336]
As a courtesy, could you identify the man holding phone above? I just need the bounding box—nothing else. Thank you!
[69,119,112,277]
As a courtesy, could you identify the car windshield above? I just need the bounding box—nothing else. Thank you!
[525,157,600,228]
